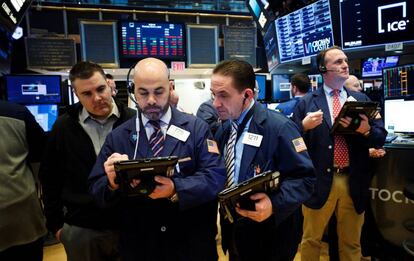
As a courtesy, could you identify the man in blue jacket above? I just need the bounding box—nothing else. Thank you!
[88,58,226,261]
[292,46,387,260]
[212,59,315,261]
[276,73,310,118]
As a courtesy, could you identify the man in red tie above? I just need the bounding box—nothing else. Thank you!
[292,46,387,261]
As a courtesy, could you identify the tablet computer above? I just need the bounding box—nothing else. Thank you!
[331,101,380,135]
[218,170,280,223]
[114,156,178,197]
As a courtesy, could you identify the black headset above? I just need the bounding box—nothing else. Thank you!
[317,50,328,74]
[126,63,136,94]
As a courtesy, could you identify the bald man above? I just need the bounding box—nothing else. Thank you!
[88,58,226,261]
[344,75,363,92]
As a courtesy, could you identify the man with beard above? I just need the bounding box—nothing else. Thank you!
[88,58,226,261]
[40,61,135,261]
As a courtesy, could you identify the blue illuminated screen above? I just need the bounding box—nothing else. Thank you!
[271,74,291,102]
[275,0,334,63]
[361,56,399,78]
[6,75,61,104]
[256,74,266,100]
[119,21,185,60]
[25,104,58,132]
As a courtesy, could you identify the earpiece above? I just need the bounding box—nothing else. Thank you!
[319,65,327,73]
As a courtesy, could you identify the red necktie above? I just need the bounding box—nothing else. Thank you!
[332,90,349,168]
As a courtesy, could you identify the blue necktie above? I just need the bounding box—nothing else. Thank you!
[225,121,238,188]
[149,120,164,157]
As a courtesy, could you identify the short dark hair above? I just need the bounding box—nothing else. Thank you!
[105,73,114,80]
[212,59,255,93]
[316,45,343,71]
[291,73,310,93]
[69,61,106,87]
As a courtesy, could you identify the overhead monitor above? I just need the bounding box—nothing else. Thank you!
[340,0,414,50]
[6,75,61,104]
[275,0,334,63]
[255,74,267,101]
[186,24,219,68]
[80,20,119,68]
[383,64,414,99]
[0,0,33,33]
[25,104,58,132]
[308,74,324,91]
[384,99,414,134]
[263,21,279,72]
[362,56,399,78]
[271,74,291,102]
[119,21,185,61]
[246,0,274,30]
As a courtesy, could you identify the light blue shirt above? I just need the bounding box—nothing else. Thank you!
[323,84,347,124]
[232,100,255,184]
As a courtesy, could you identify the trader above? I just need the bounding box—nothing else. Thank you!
[212,59,315,261]
[292,46,387,260]
[88,57,226,261]
[40,61,135,261]
[276,73,310,118]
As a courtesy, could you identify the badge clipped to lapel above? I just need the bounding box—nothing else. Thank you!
[292,137,307,153]
[167,125,190,142]
[207,139,219,154]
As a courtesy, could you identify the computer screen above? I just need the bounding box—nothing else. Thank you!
[263,21,279,72]
[340,0,414,50]
[6,75,61,104]
[384,99,414,134]
[247,0,273,30]
[361,56,399,78]
[25,104,58,132]
[308,74,324,91]
[271,74,291,102]
[256,74,267,101]
[119,21,185,61]
[275,0,334,63]
[383,64,414,99]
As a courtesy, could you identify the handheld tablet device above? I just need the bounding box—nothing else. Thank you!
[331,101,380,135]
[218,170,280,223]
[114,156,178,197]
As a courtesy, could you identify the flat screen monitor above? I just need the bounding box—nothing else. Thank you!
[263,21,279,72]
[247,0,273,30]
[186,24,219,68]
[383,64,414,99]
[6,75,61,104]
[119,21,185,61]
[0,0,33,33]
[308,74,324,91]
[256,74,267,101]
[361,56,399,78]
[340,0,414,50]
[80,20,119,68]
[384,99,414,134]
[25,104,58,132]
[275,0,334,63]
[271,74,291,102]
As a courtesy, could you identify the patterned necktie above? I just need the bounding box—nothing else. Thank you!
[149,120,164,157]
[225,121,238,188]
[332,90,349,168]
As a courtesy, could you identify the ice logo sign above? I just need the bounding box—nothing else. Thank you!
[378,2,410,33]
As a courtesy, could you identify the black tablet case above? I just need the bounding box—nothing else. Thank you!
[114,156,178,197]
[218,170,280,223]
[331,101,379,135]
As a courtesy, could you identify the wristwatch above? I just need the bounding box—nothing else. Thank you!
[169,193,179,203]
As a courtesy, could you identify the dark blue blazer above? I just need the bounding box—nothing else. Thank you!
[276,96,301,117]
[215,103,315,260]
[89,107,226,261]
[292,87,387,214]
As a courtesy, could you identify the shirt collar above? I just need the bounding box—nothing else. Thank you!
[141,106,172,127]
[79,98,119,123]
[323,84,345,97]
[235,99,254,125]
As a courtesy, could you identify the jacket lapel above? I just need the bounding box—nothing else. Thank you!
[238,104,265,182]
[160,108,187,157]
